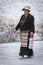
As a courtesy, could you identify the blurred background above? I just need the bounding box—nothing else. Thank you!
[0,0,43,43]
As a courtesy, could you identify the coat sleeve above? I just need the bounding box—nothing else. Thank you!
[15,21,20,31]
[30,16,35,34]
[15,16,22,31]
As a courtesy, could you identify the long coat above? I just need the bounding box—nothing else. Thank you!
[15,14,35,56]
[15,14,35,34]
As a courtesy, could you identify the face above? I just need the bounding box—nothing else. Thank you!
[23,9,29,15]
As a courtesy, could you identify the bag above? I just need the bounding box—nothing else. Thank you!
[28,35,33,49]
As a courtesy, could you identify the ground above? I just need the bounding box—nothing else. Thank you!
[0,41,43,65]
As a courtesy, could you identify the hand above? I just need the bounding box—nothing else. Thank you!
[30,32,33,36]
[14,29,16,33]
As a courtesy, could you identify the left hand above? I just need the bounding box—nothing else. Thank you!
[30,32,33,36]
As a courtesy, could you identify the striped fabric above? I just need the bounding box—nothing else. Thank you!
[20,31,29,47]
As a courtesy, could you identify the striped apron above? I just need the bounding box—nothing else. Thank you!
[20,31,29,47]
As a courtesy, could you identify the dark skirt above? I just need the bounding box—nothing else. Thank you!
[19,30,33,56]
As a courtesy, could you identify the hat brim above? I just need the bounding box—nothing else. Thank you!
[22,8,30,12]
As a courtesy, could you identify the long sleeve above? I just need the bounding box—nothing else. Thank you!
[15,21,20,31]
[15,16,22,31]
[15,15,24,31]
[30,16,35,34]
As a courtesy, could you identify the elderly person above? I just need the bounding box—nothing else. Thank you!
[14,6,35,58]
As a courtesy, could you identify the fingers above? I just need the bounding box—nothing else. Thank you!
[14,29,16,33]
[30,32,33,37]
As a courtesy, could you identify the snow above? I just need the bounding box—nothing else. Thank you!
[0,0,43,24]
[0,41,43,65]
[0,0,43,42]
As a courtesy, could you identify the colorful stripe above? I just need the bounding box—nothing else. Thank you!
[20,31,29,47]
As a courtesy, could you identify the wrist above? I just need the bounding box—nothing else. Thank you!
[30,32,33,36]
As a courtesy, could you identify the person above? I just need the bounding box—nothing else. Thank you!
[14,6,35,58]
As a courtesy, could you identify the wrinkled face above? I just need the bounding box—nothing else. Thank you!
[23,9,29,15]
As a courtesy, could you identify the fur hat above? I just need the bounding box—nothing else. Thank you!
[22,6,30,12]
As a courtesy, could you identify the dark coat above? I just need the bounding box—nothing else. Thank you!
[15,14,35,34]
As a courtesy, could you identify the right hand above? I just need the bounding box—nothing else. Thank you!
[14,29,16,33]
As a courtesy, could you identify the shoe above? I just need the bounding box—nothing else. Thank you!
[19,55,24,59]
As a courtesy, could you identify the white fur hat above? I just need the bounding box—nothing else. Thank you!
[22,6,30,12]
